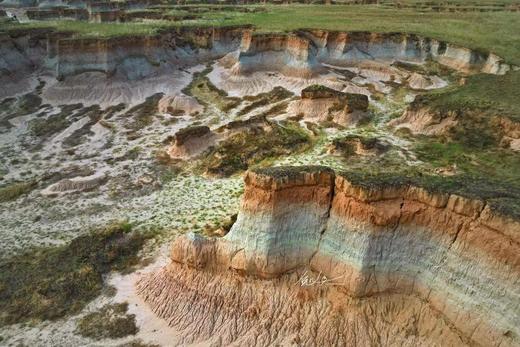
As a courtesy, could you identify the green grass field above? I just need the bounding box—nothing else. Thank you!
[2,4,520,64]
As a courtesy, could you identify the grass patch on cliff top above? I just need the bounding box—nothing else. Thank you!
[339,134,520,219]
[0,222,153,327]
[341,168,520,219]
[417,70,520,122]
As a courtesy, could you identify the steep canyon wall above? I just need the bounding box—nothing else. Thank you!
[139,166,520,347]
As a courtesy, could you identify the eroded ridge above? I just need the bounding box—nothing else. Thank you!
[1,27,512,102]
[138,166,520,347]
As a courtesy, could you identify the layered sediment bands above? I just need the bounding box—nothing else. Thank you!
[139,166,520,347]
[55,26,252,79]
[0,26,512,100]
[231,33,320,78]
[0,29,50,97]
[219,167,335,277]
[232,30,512,78]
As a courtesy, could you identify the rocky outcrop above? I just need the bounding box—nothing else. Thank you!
[168,125,216,159]
[390,97,520,151]
[498,117,520,151]
[288,85,369,126]
[303,30,512,75]
[407,72,447,90]
[328,135,390,156]
[138,166,520,347]
[158,94,203,115]
[390,104,459,136]
[41,172,106,195]
[0,29,50,98]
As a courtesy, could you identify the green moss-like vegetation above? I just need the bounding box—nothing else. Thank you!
[239,87,293,116]
[199,120,311,177]
[0,93,43,119]
[340,159,520,220]
[183,67,240,113]
[330,134,387,158]
[62,105,103,148]
[29,113,70,138]
[0,181,36,203]
[76,303,138,340]
[0,222,152,327]
[301,84,343,98]
[253,165,333,179]
[124,93,163,131]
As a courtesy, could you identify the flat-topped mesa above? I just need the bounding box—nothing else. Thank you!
[171,166,336,277]
[166,166,520,346]
[289,85,369,126]
[230,32,322,78]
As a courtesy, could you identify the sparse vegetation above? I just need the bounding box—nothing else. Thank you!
[199,120,312,176]
[62,105,103,148]
[239,87,293,116]
[76,303,138,340]
[29,113,70,138]
[0,222,152,327]
[124,93,163,131]
[183,67,241,113]
[0,181,36,203]
[418,70,520,122]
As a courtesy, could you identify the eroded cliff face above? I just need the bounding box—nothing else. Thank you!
[55,26,251,79]
[138,166,520,347]
[0,29,50,98]
[0,26,512,101]
[230,30,512,78]
[230,32,321,78]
